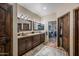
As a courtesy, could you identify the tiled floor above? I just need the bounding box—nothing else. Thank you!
[35,46,66,56]
[23,42,67,56]
[23,43,45,56]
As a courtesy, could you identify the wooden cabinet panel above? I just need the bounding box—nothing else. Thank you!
[32,35,40,48]
[40,33,45,43]
[18,37,32,56]
[18,33,45,56]
[18,38,26,56]
[25,37,32,51]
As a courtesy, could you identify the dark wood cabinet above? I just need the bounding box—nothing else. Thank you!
[25,37,32,51]
[18,38,26,56]
[40,33,45,43]
[18,37,33,56]
[32,34,40,48]
[18,33,45,56]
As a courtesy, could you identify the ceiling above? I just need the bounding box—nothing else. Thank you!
[18,3,70,17]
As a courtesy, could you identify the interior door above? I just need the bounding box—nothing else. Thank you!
[0,3,13,56]
[63,13,70,55]
[74,8,79,56]
[78,9,79,56]
[58,13,70,55]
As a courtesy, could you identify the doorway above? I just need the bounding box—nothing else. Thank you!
[0,3,13,56]
[48,21,57,43]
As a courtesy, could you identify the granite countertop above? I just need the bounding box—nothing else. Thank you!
[17,32,45,39]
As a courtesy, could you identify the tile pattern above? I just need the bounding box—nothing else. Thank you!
[23,42,67,56]
[35,46,67,56]
[23,43,45,56]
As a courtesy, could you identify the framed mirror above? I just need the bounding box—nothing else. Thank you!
[33,22,38,31]
[33,22,44,31]
[17,23,22,32]
[38,23,44,30]
[23,20,32,31]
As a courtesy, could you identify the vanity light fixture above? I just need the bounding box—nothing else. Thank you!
[28,18,31,20]
[20,14,24,19]
[19,14,31,21]
[25,16,29,20]
[23,16,26,19]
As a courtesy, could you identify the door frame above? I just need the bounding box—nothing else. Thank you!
[48,21,57,42]
[58,17,64,47]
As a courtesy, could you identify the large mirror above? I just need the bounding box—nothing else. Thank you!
[33,22,38,30]
[17,23,22,32]
[33,22,44,31]
[38,23,44,30]
[17,18,32,33]
[23,20,32,31]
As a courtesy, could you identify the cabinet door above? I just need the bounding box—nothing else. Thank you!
[40,33,45,43]
[18,38,26,56]
[25,37,32,52]
[32,35,40,48]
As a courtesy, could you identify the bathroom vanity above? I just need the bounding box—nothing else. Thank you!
[18,32,45,56]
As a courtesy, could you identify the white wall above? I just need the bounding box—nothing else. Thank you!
[10,3,17,56]
[13,4,17,56]
[57,3,79,18]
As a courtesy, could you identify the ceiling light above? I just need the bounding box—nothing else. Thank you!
[43,7,47,10]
